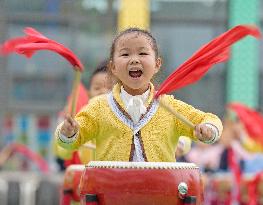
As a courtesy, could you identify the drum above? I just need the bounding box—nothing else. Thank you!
[61,164,85,205]
[79,161,204,205]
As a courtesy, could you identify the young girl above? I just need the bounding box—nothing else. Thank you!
[55,28,223,162]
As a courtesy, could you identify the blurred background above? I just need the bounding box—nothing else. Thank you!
[0,0,262,204]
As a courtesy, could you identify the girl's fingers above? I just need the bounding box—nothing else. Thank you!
[194,124,202,137]
[65,114,79,130]
[66,125,74,133]
[64,119,72,128]
[65,114,74,126]
[61,115,79,137]
[61,123,74,135]
[72,120,79,129]
[195,124,213,140]
[200,125,213,138]
[201,126,208,136]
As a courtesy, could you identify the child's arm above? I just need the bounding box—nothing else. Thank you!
[164,95,223,143]
[54,98,100,150]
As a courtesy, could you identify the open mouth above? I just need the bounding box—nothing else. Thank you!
[129,70,143,78]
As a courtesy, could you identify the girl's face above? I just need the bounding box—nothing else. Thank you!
[111,33,161,95]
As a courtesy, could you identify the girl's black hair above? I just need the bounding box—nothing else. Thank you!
[91,59,108,77]
[110,27,159,60]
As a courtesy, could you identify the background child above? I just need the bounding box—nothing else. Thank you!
[55,28,223,162]
[87,59,115,99]
[175,136,192,162]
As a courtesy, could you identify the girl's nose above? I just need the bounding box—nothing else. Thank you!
[130,57,140,64]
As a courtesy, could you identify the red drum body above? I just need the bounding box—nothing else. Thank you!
[61,164,85,205]
[79,161,204,205]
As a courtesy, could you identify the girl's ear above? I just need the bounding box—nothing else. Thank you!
[108,60,116,74]
[155,57,162,74]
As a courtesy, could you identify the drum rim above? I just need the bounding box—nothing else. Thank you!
[66,164,86,171]
[86,161,199,169]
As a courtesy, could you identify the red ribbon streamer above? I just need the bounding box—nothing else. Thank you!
[0,27,84,71]
[155,25,261,98]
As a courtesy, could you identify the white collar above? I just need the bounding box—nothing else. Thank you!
[120,86,150,106]
[120,86,150,124]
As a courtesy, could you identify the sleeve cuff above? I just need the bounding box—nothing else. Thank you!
[200,123,220,144]
[58,131,78,144]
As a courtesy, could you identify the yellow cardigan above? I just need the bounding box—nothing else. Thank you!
[56,83,223,162]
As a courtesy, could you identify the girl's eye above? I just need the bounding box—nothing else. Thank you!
[121,53,129,56]
[140,52,148,55]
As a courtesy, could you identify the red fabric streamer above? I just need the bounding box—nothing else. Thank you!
[16,43,84,71]
[228,102,263,145]
[155,25,261,98]
[0,27,49,54]
[0,27,84,71]
[10,143,49,173]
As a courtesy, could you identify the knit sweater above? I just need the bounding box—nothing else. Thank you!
[55,83,223,162]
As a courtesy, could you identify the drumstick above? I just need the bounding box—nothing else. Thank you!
[68,69,81,117]
[158,100,195,129]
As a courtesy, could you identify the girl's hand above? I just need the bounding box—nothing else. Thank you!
[194,123,214,142]
[60,114,79,138]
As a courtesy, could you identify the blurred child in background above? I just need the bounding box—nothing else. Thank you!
[175,136,192,162]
